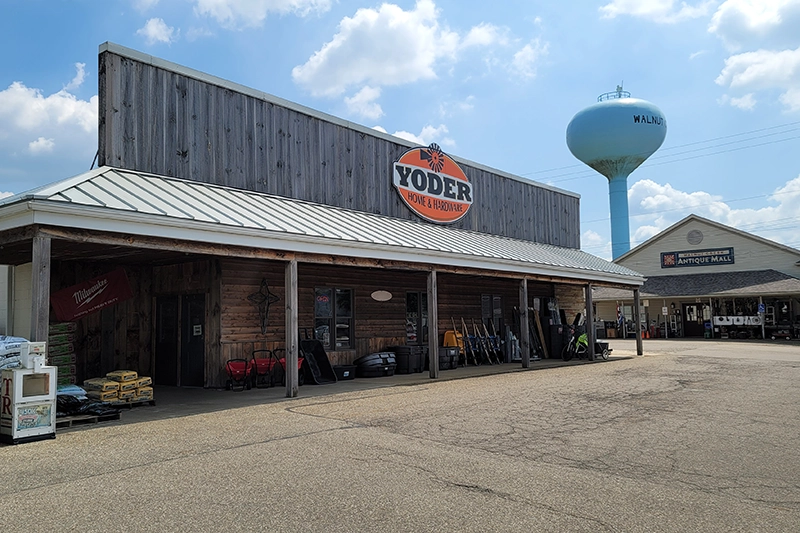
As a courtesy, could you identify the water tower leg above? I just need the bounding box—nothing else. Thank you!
[608,175,631,260]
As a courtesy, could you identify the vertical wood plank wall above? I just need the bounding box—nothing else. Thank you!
[211,259,556,388]
[98,51,581,248]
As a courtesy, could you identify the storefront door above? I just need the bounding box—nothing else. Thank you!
[683,303,707,337]
[155,294,205,387]
[181,294,205,387]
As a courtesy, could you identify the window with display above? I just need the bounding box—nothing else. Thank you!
[314,287,353,350]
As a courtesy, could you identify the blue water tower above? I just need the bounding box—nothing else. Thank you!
[566,87,667,259]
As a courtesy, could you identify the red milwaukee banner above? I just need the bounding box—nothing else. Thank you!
[50,268,133,322]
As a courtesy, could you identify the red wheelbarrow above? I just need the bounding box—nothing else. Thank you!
[271,348,305,387]
[225,358,252,391]
[250,349,285,389]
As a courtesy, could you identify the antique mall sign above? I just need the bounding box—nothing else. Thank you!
[660,247,735,269]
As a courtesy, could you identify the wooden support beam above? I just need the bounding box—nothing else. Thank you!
[30,234,51,342]
[520,278,530,368]
[34,226,639,289]
[284,259,299,398]
[427,270,439,379]
[585,284,595,361]
[0,226,36,247]
[633,288,643,356]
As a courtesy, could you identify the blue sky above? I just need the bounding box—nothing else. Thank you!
[1,0,799,259]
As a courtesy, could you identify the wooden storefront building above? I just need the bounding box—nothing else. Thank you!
[0,43,644,395]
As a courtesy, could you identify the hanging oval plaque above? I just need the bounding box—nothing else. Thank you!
[371,290,392,302]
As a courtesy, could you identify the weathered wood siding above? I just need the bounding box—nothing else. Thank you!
[98,49,580,248]
[210,259,557,387]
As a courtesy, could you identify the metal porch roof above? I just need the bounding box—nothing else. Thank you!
[0,166,644,286]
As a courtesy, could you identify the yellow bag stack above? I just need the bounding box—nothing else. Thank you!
[104,370,154,404]
[135,386,153,401]
[87,389,119,402]
[83,378,121,393]
[106,370,139,403]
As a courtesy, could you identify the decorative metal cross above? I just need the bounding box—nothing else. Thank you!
[247,278,280,335]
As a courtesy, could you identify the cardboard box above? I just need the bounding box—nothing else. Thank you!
[136,376,152,388]
[106,369,138,382]
[87,389,118,402]
[83,378,120,392]
[606,329,617,338]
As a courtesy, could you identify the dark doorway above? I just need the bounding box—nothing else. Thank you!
[683,303,708,337]
[181,294,206,387]
[155,296,179,386]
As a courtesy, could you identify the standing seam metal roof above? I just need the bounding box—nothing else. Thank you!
[2,167,644,283]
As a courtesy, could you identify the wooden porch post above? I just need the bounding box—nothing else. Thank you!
[520,278,530,368]
[633,288,643,356]
[30,234,51,342]
[284,259,299,397]
[427,270,439,379]
[585,284,595,361]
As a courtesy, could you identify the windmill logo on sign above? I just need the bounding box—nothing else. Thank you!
[247,279,280,335]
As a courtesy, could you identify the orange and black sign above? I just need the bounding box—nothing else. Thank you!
[393,143,472,224]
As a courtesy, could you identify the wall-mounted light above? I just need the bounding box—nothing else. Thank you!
[670,302,675,310]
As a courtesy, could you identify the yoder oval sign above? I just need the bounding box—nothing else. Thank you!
[393,143,473,224]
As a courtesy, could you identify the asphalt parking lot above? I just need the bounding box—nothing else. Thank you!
[1,339,798,532]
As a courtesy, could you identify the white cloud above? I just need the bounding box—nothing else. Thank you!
[28,137,55,154]
[582,230,613,257]
[462,23,507,48]
[0,78,98,162]
[372,123,455,148]
[134,0,160,11]
[627,176,800,248]
[511,39,549,79]
[779,87,800,111]
[599,0,714,23]
[193,0,331,29]
[439,95,475,117]
[64,63,86,91]
[714,47,800,111]
[344,86,384,120]
[718,92,757,109]
[0,82,97,133]
[708,0,800,51]
[186,27,215,41]
[292,1,461,98]
[0,191,13,200]
[136,18,178,45]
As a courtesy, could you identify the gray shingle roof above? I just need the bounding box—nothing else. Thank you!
[593,269,800,300]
